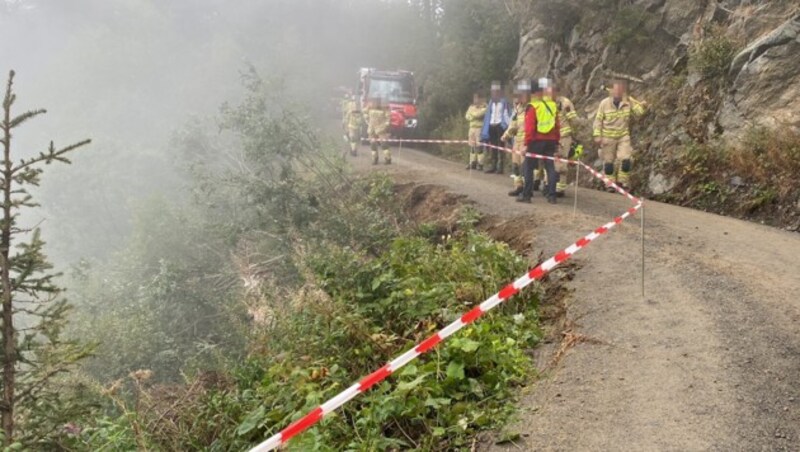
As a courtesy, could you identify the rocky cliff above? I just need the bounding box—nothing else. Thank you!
[514,0,800,229]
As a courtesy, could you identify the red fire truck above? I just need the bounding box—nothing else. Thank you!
[357,68,418,137]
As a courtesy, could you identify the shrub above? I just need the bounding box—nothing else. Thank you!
[731,127,800,200]
[689,33,737,82]
[74,195,542,451]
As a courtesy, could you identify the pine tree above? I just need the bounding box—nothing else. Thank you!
[0,70,92,445]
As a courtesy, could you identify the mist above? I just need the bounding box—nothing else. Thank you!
[0,1,523,447]
[1,0,442,264]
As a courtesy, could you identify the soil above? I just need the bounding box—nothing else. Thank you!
[349,145,800,452]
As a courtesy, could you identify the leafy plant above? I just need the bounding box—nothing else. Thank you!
[689,31,738,82]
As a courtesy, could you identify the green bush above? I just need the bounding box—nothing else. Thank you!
[73,197,542,451]
[689,33,737,81]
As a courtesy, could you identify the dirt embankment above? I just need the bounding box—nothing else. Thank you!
[394,181,580,376]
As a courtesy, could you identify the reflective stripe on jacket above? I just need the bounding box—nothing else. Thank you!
[557,96,578,137]
[592,96,645,138]
[502,103,528,143]
[465,104,487,129]
[367,108,391,135]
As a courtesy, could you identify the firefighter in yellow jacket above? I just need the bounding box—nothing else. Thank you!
[366,97,392,165]
[593,80,646,190]
[553,85,580,196]
[344,97,362,157]
[502,80,530,196]
[465,92,487,170]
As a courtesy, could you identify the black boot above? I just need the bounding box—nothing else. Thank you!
[533,179,541,192]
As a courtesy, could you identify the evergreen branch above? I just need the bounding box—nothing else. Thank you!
[11,139,91,174]
[10,307,40,316]
[15,365,74,406]
[10,218,45,235]
[2,70,15,111]
[8,109,46,130]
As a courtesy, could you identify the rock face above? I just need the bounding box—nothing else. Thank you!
[514,0,800,141]
[649,173,677,195]
[720,14,800,136]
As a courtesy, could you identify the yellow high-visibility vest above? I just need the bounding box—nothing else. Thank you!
[529,97,557,134]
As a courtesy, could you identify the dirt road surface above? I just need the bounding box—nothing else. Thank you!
[348,144,800,452]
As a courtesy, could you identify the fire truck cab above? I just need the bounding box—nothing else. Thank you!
[357,68,418,137]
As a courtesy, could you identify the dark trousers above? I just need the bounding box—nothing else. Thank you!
[522,140,558,199]
[487,124,505,171]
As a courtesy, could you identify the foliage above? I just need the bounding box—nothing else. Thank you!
[418,0,519,137]
[657,127,800,225]
[72,201,541,451]
[67,197,249,384]
[689,31,737,82]
[0,70,94,447]
[604,5,657,49]
[63,66,542,450]
[731,127,800,202]
[430,113,472,161]
[67,68,332,385]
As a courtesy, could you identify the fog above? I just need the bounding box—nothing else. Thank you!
[0,0,439,264]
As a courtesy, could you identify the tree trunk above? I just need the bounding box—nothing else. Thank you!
[1,93,15,444]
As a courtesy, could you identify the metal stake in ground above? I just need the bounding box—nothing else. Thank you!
[573,163,580,218]
[641,202,646,299]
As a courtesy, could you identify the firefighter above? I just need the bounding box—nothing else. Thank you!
[518,78,559,204]
[341,91,353,131]
[550,84,580,197]
[481,81,512,174]
[465,92,488,170]
[501,79,531,196]
[344,95,362,156]
[593,80,646,190]
[367,97,392,165]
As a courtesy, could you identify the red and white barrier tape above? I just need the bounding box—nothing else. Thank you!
[251,138,642,451]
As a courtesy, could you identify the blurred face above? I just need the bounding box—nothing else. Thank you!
[612,82,626,98]
[491,88,501,100]
[517,91,529,103]
[473,94,482,104]
[544,86,555,98]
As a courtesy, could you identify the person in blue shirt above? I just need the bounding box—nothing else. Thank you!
[480,81,512,174]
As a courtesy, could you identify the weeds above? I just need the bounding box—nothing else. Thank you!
[657,127,800,226]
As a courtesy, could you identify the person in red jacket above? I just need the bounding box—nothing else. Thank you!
[518,78,560,204]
